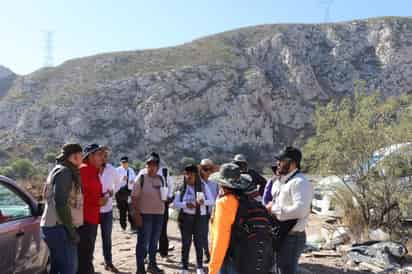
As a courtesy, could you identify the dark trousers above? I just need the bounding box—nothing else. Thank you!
[202,213,211,258]
[42,225,78,274]
[179,213,207,270]
[100,211,113,265]
[159,202,170,257]
[117,199,135,230]
[136,214,164,272]
[276,233,306,274]
[77,223,98,274]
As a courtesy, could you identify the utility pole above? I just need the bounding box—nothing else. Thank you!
[43,31,54,67]
[319,0,334,23]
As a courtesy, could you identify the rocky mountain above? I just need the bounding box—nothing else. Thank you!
[0,65,16,99]
[1,17,412,169]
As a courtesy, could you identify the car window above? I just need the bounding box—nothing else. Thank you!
[0,183,32,223]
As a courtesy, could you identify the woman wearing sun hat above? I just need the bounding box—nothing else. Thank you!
[208,163,252,274]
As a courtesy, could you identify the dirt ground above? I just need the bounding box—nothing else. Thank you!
[92,214,369,274]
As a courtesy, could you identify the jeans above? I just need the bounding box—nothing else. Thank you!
[179,213,207,270]
[41,225,78,274]
[159,202,170,257]
[202,214,211,258]
[100,211,113,265]
[136,214,164,271]
[219,259,239,274]
[77,223,98,274]
[276,233,306,274]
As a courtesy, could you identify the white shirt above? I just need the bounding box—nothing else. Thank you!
[136,167,174,198]
[173,182,215,216]
[271,169,314,232]
[100,164,121,213]
[116,166,136,192]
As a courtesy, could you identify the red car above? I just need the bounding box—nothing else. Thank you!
[0,175,49,274]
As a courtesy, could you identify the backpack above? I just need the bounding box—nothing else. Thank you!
[228,194,275,274]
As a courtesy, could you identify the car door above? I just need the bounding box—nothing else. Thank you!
[0,181,47,274]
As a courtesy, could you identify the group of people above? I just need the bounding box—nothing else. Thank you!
[40,142,313,274]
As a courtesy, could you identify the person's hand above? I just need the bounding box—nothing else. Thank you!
[100,196,109,206]
[135,214,143,228]
[108,190,114,197]
[197,199,205,206]
[186,202,196,209]
[266,201,273,212]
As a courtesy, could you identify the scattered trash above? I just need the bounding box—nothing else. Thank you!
[369,228,391,241]
[321,225,351,250]
[346,241,408,272]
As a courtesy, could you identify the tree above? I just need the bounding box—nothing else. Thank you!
[304,88,412,239]
[0,158,37,180]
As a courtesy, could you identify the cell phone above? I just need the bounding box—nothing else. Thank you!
[271,165,277,174]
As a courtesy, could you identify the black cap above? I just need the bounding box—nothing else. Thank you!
[120,156,129,163]
[275,146,302,166]
[56,143,83,161]
[83,144,104,159]
[184,164,198,174]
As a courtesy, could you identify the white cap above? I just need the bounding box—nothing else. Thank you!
[200,158,214,166]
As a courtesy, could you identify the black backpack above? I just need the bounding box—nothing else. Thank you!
[228,194,275,274]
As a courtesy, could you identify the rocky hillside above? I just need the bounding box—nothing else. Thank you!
[1,17,412,168]
[0,65,16,99]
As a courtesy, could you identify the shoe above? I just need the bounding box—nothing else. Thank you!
[147,264,164,274]
[104,263,119,273]
[196,268,205,274]
[136,271,146,274]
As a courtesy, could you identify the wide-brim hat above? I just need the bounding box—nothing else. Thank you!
[209,163,252,190]
[56,143,83,161]
[83,144,106,160]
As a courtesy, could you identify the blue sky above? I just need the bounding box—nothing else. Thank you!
[1,0,411,75]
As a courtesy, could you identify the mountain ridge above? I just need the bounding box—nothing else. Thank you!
[1,17,412,168]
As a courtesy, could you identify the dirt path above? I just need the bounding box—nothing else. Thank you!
[93,215,368,274]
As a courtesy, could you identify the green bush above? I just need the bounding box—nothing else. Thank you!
[303,88,412,238]
[44,152,57,163]
[0,158,37,180]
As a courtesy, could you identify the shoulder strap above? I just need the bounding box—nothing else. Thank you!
[140,174,145,188]
[158,175,165,187]
[284,170,300,185]
[179,183,187,202]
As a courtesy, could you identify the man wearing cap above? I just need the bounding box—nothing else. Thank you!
[78,144,108,274]
[41,143,84,274]
[116,156,137,231]
[132,154,166,274]
[136,152,175,258]
[99,148,120,272]
[233,154,267,197]
[266,147,313,274]
[199,158,219,263]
